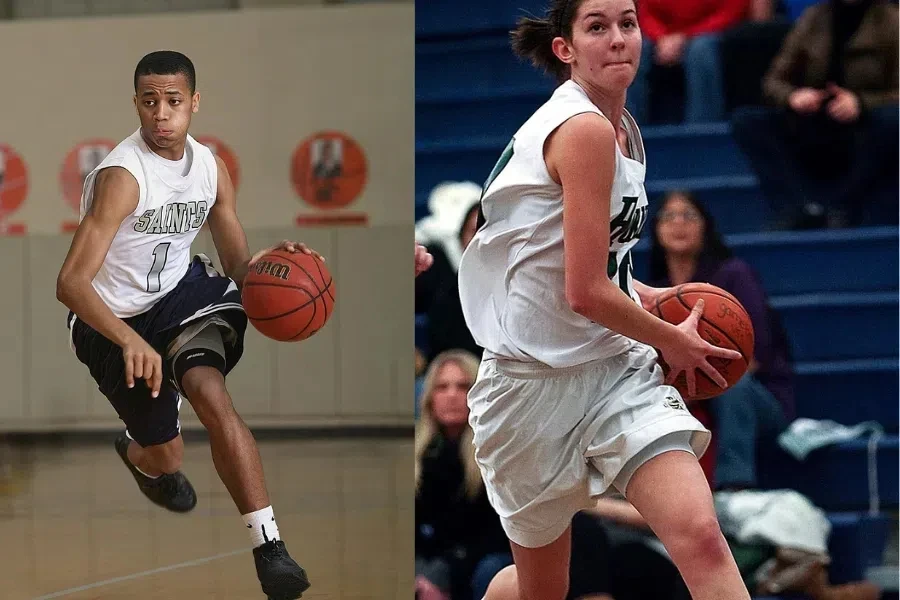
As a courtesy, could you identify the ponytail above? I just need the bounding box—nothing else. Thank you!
[509,0,586,82]
[510,16,569,82]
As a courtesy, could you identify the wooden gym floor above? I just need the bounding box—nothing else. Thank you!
[0,434,413,599]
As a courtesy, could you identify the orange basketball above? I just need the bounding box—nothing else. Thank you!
[242,249,336,342]
[650,283,754,401]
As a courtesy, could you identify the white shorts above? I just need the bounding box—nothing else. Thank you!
[467,344,711,548]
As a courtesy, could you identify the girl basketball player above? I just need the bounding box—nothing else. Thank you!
[457,1,752,599]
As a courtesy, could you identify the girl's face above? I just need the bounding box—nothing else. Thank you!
[555,0,642,93]
[656,195,705,257]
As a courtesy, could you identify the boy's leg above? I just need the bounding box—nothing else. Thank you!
[172,324,310,599]
[108,375,197,513]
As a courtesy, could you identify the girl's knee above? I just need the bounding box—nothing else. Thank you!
[672,514,731,567]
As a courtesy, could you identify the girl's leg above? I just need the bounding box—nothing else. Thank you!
[484,528,572,600]
[624,450,751,600]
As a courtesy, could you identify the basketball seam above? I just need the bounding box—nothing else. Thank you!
[269,250,336,306]
[288,288,319,340]
[310,256,336,303]
[678,287,743,308]
[674,289,751,364]
[243,250,335,340]
[288,295,320,342]
[269,250,328,287]
[243,280,334,321]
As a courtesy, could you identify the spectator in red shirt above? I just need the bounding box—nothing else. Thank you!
[627,0,752,123]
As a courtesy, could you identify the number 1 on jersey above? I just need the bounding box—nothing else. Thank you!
[147,242,171,293]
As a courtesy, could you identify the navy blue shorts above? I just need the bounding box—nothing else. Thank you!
[68,255,248,447]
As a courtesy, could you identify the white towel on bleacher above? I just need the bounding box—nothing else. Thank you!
[715,489,831,554]
[778,418,884,460]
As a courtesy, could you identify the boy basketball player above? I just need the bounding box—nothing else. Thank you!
[56,51,314,600]
[458,1,753,599]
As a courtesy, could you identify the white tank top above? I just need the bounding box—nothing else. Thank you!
[458,80,650,368]
[80,129,218,318]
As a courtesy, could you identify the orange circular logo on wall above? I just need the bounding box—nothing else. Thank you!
[195,136,240,191]
[291,131,367,210]
[60,139,116,212]
[0,144,29,220]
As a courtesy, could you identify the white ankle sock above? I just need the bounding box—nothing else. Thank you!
[133,464,160,479]
[242,506,280,547]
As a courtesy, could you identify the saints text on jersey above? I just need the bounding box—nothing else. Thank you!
[134,200,208,235]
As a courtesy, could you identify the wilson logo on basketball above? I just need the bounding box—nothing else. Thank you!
[254,260,291,280]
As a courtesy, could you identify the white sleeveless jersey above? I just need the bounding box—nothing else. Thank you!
[80,129,218,318]
[458,80,650,368]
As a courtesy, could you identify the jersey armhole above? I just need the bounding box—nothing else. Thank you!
[208,147,220,205]
[539,108,607,185]
[82,162,145,219]
[120,155,148,217]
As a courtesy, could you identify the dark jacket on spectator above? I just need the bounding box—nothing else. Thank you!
[763,0,899,110]
[415,434,509,563]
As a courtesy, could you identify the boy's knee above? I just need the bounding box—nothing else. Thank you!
[183,368,236,427]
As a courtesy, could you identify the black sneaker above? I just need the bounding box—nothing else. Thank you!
[114,435,197,513]
[253,540,311,599]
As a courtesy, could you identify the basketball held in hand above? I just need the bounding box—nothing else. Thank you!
[242,249,336,342]
[650,283,754,401]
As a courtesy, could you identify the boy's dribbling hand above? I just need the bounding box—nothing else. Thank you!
[658,299,743,398]
[249,240,325,268]
[122,334,163,398]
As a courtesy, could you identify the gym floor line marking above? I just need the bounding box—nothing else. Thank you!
[31,547,250,599]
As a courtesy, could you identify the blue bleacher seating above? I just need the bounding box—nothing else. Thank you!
[416,122,757,216]
[826,511,891,584]
[417,37,553,103]
[416,0,547,37]
[632,228,900,294]
[793,359,899,432]
[719,228,899,295]
[770,292,897,361]
[759,437,899,511]
[416,1,898,578]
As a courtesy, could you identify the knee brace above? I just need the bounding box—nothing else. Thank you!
[170,323,227,395]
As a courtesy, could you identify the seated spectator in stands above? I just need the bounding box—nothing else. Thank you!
[647,191,795,491]
[415,183,483,363]
[626,0,751,124]
[416,181,481,314]
[587,495,879,600]
[415,350,511,600]
[731,0,899,229]
[720,0,795,113]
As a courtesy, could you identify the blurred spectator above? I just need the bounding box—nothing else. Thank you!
[627,0,752,123]
[647,190,795,491]
[415,182,483,363]
[731,0,899,229]
[587,493,880,600]
[586,498,692,600]
[720,0,794,113]
[415,181,481,313]
[415,350,511,600]
[484,512,615,600]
